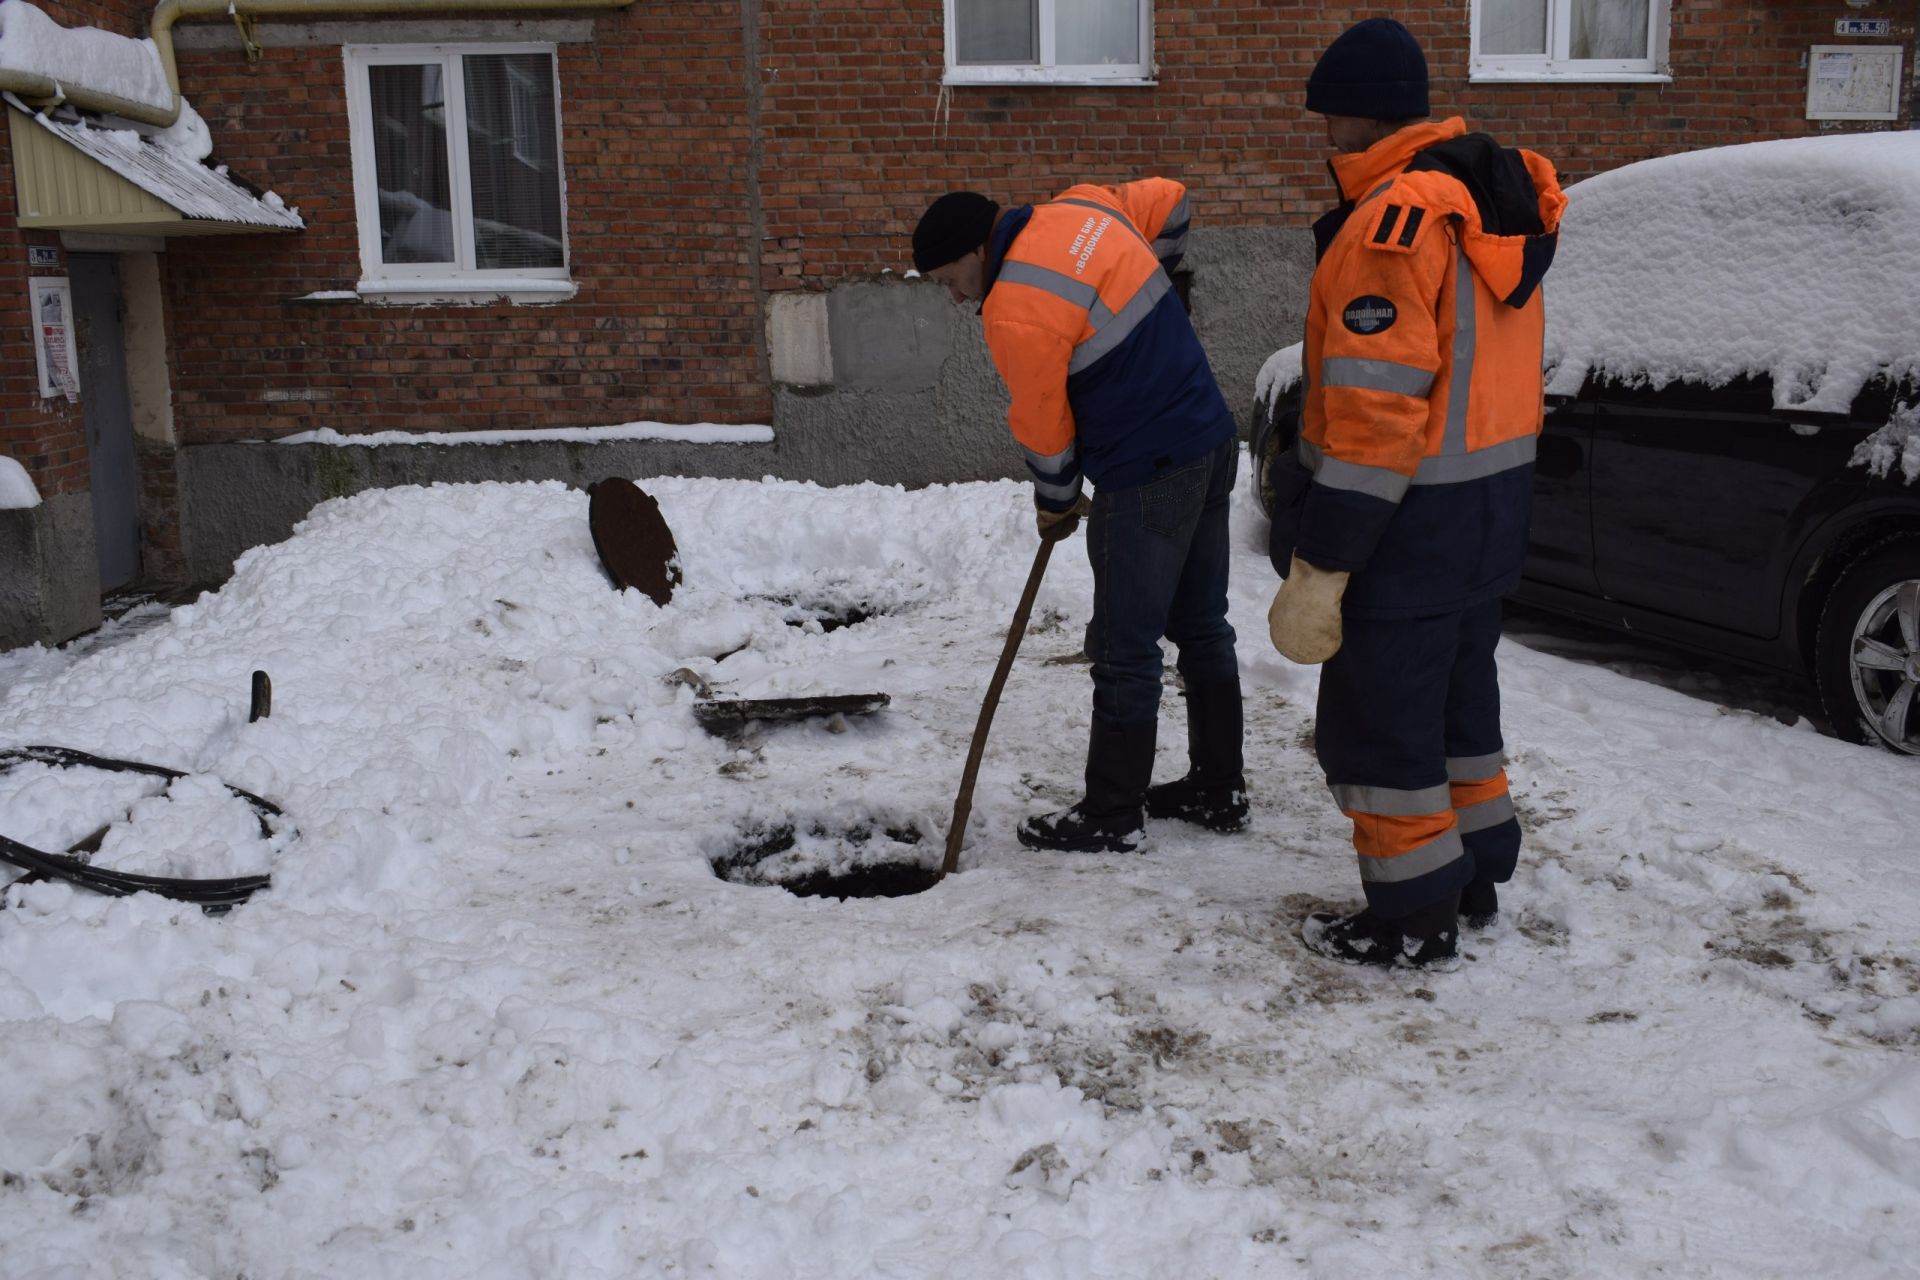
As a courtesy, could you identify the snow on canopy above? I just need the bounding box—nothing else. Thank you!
[0,0,173,117]
[1543,131,1920,413]
[27,109,298,226]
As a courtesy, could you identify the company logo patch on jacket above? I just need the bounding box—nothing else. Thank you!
[1342,296,1398,335]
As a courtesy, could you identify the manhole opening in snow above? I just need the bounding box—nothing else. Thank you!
[750,593,899,633]
[711,821,940,899]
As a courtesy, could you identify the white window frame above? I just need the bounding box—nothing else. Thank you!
[1470,0,1672,83]
[343,43,575,304]
[943,0,1155,87]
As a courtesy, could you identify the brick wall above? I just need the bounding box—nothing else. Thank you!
[0,0,148,497]
[3,0,1913,466]
[0,125,90,498]
[157,5,767,445]
[0,175,85,496]
[763,0,1915,281]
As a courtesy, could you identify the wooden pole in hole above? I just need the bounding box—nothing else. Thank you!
[940,537,1055,878]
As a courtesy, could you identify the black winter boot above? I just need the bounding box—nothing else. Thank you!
[1018,718,1157,853]
[1144,675,1248,832]
[1302,893,1461,971]
[1461,879,1499,930]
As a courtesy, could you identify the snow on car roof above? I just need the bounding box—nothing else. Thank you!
[1543,131,1920,412]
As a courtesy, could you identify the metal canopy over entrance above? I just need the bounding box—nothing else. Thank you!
[6,106,303,237]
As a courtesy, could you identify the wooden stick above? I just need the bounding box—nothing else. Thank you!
[940,537,1056,877]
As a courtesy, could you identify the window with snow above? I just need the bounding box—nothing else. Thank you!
[344,45,569,295]
[1471,0,1669,82]
[944,0,1153,85]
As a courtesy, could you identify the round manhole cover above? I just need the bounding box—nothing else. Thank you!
[587,478,681,606]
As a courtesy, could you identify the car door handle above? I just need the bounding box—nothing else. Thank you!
[1769,406,1851,435]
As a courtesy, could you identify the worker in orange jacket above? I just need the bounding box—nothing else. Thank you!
[1268,19,1565,968]
[912,179,1243,854]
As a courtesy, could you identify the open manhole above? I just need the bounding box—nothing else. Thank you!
[711,820,941,899]
[751,594,887,633]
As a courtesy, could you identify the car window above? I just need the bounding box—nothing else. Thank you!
[1586,373,1775,415]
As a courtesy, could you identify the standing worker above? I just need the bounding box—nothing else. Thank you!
[1268,19,1565,968]
[911,179,1245,853]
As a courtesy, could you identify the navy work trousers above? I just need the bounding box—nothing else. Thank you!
[1314,599,1523,918]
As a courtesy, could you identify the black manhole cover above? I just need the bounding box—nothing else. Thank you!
[712,821,940,899]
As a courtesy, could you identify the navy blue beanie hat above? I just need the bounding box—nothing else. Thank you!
[913,192,1001,273]
[1306,18,1430,121]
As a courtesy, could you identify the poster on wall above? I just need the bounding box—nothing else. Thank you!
[1805,45,1903,120]
[29,276,80,403]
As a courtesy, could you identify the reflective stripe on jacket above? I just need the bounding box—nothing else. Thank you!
[1271,118,1567,618]
[982,179,1235,510]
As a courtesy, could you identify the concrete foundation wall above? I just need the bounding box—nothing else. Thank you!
[1186,227,1318,430]
[769,225,1313,450]
[174,227,1312,590]
[181,436,774,587]
[0,492,101,649]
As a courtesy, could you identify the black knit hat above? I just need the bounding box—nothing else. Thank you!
[913,192,1000,273]
[1306,18,1430,121]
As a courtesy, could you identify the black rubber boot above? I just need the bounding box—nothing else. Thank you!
[1018,718,1157,853]
[1461,879,1499,930]
[1302,893,1461,971]
[1144,675,1247,831]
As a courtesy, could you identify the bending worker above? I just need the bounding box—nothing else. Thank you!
[911,179,1244,853]
[1268,19,1565,969]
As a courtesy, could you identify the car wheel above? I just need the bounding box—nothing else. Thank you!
[1814,533,1920,756]
[1254,426,1278,519]
[1250,389,1299,521]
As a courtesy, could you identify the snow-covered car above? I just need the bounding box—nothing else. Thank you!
[1252,132,1920,755]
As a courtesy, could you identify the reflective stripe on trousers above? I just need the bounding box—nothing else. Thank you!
[1450,767,1516,834]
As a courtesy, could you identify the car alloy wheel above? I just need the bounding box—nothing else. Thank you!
[1817,534,1920,757]
[1848,579,1920,755]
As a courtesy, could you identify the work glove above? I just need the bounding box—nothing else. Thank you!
[1268,554,1350,664]
[1036,493,1091,543]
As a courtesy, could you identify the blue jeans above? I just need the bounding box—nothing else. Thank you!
[1084,438,1240,725]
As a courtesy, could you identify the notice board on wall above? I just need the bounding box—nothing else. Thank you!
[1805,45,1903,120]
[29,277,79,403]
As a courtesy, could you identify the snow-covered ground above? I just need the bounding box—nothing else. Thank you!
[3,466,1917,1279]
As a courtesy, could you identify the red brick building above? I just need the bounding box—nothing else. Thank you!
[2,0,1913,646]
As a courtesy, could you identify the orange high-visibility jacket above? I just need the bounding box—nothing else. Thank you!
[1270,118,1567,618]
[981,179,1236,510]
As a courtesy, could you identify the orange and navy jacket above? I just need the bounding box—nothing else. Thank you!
[981,179,1236,510]
[1269,118,1567,618]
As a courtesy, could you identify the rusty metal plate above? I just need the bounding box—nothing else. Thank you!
[587,478,682,606]
[692,693,891,734]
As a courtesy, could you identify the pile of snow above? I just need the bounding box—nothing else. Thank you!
[3,473,1919,1276]
[276,422,775,448]
[0,456,39,509]
[0,0,173,117]
[1853,400,1920,485]
[1253,341,1302,411]
[1544,131,1920,413]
